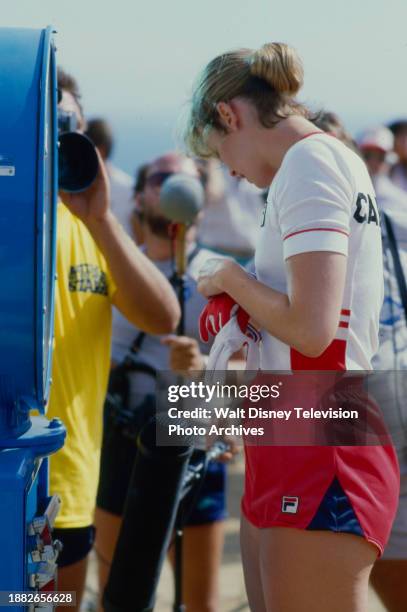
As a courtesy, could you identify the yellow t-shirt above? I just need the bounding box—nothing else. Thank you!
[47,203,116,528]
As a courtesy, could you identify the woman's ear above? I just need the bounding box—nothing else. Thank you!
[216,102,239,131]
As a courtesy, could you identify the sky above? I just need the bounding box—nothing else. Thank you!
[3,0,407,174]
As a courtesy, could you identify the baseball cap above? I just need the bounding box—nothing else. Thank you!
[357,126,394,153]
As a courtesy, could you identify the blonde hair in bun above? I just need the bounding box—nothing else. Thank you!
[184,42,309,158]
[250,42,304,96]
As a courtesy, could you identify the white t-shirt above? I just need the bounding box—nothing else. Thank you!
[107,162,134,236]
[255,133,383,370]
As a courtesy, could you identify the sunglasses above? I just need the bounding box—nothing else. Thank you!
[145,171,175,189]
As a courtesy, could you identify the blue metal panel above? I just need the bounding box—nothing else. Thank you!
[0,27,66,602]
[35,27,58,411]
[0,27,58,435]
[0,449,34,590]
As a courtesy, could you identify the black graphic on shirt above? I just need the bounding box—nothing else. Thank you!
[68,264,108,295]
[353,193,380,226]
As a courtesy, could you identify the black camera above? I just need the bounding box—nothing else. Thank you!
[57,108,99,193]
[57,109,78,135]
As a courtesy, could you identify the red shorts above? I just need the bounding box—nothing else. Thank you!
[242,444,400,555]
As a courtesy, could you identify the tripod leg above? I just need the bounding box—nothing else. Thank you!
[173,525,186,612]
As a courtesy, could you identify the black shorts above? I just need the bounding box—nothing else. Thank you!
[96,395,154,516]
[52,525,96,567]
[97,399,226,525]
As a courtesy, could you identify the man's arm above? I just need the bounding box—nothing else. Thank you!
[60,151,180,334]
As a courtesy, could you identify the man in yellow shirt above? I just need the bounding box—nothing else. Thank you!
[47,70,180,609]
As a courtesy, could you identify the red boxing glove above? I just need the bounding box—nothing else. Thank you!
[199,293,250,342]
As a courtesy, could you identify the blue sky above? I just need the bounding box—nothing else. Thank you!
[4,0,407,173]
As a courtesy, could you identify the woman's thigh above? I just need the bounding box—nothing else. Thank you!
[258,527,377,612]
[240,513,267,612]
[241,519,378,612]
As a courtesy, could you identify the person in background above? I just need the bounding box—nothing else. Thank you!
[196,159,264,265]
[86,118,134,236]
[357,125,407,611]
[388,119,407,192]
[313,110,360,154]
[130,162,150,245]
[94,152,227,612]
[49,71,180,611]
[357,125,406,211]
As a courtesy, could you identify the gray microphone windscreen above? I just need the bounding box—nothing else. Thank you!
[159,174,204,224]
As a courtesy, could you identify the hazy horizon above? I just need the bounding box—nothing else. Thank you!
[4,0,407,176]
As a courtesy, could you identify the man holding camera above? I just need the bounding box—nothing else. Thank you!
[94,152,227,612]
[47,70,180,609]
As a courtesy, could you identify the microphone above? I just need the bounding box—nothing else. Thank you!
[159,174,204,225]
[159,174,205,335]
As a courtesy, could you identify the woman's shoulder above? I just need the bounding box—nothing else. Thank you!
[286,133,362,170]
[274,134,367,198]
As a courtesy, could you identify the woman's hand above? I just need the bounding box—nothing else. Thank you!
[199,294,251,341]
[197,257,241,298]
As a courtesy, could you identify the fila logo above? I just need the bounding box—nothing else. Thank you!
[282,496,299,514]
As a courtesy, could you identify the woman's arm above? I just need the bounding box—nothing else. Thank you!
[199,252,347,357]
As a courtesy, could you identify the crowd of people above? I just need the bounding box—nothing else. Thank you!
[46,41,407,612]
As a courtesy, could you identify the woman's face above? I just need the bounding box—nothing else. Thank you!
[206,100,275,188]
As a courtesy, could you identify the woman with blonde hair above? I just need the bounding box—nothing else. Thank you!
[184,42,400,611]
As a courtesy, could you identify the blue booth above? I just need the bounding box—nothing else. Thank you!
[0,26,66,606]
